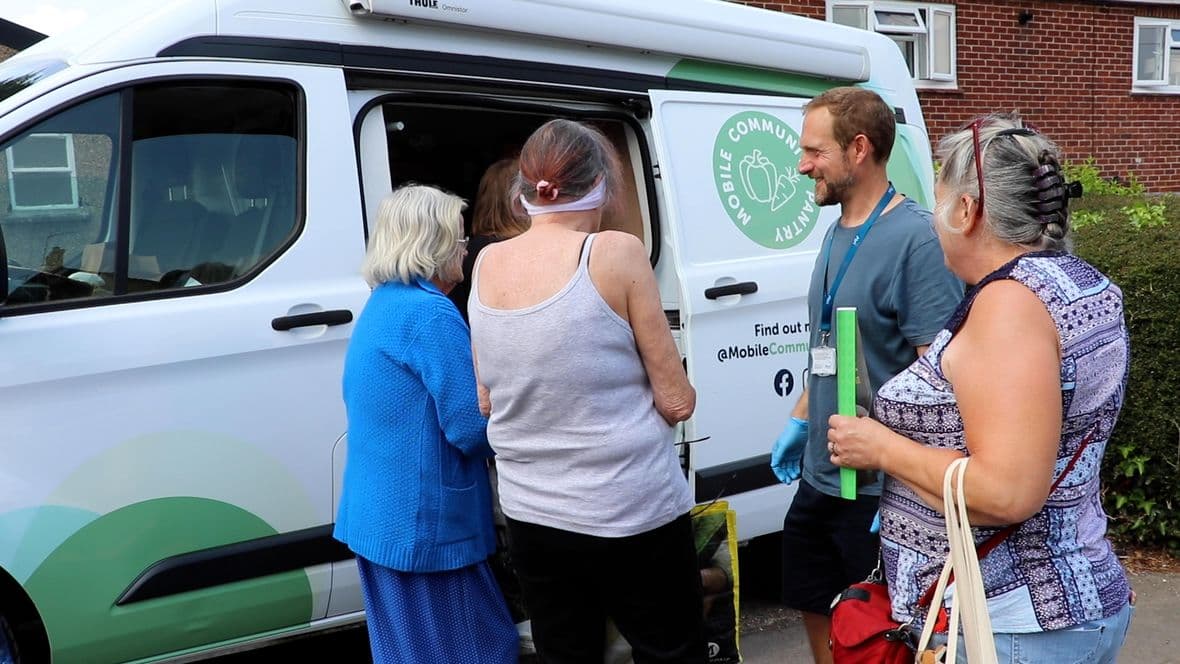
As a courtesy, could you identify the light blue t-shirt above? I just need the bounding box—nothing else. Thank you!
[802,197,963,497]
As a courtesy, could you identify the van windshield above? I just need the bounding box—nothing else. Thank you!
[0,57,66,105]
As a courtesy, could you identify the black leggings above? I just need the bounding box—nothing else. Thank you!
[505,514,707,664]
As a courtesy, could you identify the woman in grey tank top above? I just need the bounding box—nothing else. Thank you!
[468,119,707,663]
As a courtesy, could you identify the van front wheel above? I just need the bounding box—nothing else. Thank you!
[0,614,18,664]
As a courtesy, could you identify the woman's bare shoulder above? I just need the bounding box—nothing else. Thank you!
[969,279,1049,326]
[956,278,1056,358]
[473,233,518,269]
[592,230,647,264]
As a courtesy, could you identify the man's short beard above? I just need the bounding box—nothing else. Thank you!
[816,172,855,207]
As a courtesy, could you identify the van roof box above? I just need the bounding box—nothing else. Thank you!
[344,0,871,82]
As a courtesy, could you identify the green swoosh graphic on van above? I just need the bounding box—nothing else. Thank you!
[24,497,313,664]
[40,430,318,533]
[0,505,100,583]
[0,430,324,662]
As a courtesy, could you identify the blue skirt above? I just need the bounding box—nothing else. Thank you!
[357,557,518,664]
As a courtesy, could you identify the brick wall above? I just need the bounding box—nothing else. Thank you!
[735,1,1180,191]
[736,2,825,20]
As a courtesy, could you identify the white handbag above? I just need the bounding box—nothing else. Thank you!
[914,457,998,664]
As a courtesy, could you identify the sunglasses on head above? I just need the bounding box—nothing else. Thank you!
[965,117,1038,218]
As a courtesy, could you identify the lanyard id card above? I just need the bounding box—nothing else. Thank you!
[811,343,837,376]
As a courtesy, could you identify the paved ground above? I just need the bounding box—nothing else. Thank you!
[737,571,1180,663]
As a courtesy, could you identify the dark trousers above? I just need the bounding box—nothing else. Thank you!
[780,479,881,615]
[505,514,708,664]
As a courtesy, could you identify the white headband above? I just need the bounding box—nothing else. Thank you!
[519,179,607,216]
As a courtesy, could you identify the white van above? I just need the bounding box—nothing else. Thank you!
[0,0,934,660]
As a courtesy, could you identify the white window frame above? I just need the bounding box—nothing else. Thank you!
[1132,17,1180,94]
[874,7,926,35]
[6,132,79,211]
[826,1,957,89]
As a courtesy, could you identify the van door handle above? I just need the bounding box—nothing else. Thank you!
[704,281,758,300]
[272,309,354,331]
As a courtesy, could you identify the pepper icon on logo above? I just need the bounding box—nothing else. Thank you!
[739,149,801,213]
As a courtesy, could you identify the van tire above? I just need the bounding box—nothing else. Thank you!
[0,613,18,664]
[0,607,48,664]
[0,571,48,664]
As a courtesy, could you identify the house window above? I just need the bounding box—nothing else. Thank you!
[827,1,956,88]
[1133,18,1180,92]
[6,133,78,210]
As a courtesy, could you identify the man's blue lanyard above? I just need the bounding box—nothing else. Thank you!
[819,183,896,338]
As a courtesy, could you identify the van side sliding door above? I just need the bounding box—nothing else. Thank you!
[647,90,841,541]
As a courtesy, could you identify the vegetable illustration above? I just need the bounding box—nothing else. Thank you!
[739,149,778,204]
[772,171,801,212]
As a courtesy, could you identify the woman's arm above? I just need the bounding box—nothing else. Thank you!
[592,231,695,425]
[830,280,1061,525]
[472,344,491,418]
[415,309,494,459]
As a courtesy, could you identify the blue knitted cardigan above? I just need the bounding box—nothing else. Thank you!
[334,278,495,572]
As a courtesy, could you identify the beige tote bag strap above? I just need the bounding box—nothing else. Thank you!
[947,458,997,664]
[914,458,999,664]
[915,556,952,655]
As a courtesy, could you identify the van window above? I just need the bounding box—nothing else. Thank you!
[1,92,119,306]
[1,80,299,309]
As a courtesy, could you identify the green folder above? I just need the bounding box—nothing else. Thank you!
[836,307,858,500]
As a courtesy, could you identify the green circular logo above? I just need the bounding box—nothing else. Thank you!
[713,111,819,249]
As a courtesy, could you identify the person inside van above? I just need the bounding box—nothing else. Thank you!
[448,156,530,321]
[334,184,517,664]
[768,86,962,664]
[827,114,1133,663]
[468,119,707,664]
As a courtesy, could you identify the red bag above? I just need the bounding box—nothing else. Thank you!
[829,577,913,664]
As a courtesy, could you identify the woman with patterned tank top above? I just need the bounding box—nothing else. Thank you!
[826,114,1133,663]
[468,119,707,664]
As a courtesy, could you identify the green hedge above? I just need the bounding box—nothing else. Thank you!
[1067,174,1180,550]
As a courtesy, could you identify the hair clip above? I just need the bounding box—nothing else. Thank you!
[996,127,1037,138]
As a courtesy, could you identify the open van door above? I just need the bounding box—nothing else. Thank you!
[648,90,840,541]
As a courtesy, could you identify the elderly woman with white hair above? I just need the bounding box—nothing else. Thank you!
[333,184,517,664]
[827,114,1133,662]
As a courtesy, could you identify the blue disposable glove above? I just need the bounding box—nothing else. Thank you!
[770,417,809,485]
[869,510,881,534]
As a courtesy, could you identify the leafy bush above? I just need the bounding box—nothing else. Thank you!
[1120,201,1167,230]
[1070,209,1105,230]
[1070,186,1180,551]
[1063,158,1145,197]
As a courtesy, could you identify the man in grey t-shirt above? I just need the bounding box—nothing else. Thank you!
[768,87,962,664]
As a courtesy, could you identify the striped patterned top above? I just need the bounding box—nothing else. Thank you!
[876,252,1131,633]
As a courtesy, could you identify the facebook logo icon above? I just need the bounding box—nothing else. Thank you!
[773,369,794,398]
